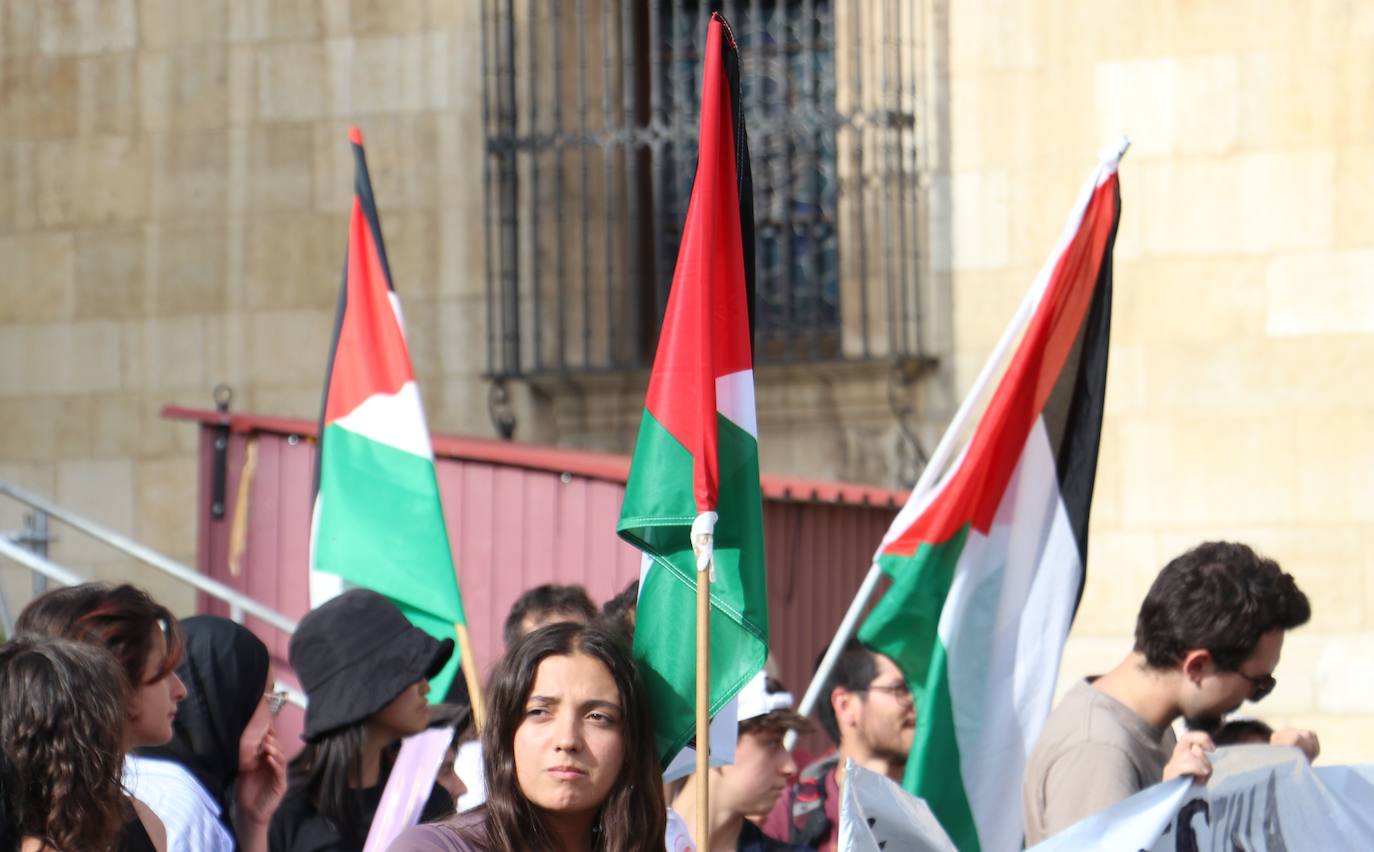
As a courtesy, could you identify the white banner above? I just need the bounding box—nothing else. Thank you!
[1029,746,1374,852]
[838,760,958,852]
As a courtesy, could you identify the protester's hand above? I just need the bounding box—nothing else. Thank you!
[1162,731,1214,783]
[236,728,288,828]
[1270,728,1320,762]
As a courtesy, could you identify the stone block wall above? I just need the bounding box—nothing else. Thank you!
[940,0,1374,762]
[0,1,491,616]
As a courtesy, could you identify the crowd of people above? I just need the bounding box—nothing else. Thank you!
[0,540,1319,851]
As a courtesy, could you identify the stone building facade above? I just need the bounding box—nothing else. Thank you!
[0,1,1372,760]
[939,0,1374,762]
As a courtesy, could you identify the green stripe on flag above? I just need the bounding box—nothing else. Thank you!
[906,640,979,851]
[315,422,465,697]
[860,534,968,705]
[619,409,768,763]
[859,531,978,850]
[619,410,698,550]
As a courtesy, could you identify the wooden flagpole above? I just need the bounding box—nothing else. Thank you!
[695,558,711,848]
[691,511,718,850]
[454,622,485,732]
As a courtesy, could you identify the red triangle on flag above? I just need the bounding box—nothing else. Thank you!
[322,129,416,427]
[642,15,754,513]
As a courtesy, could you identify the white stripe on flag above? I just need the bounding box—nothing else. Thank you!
[938,418,1082,852]
[331,381,434,460]
[715,369,757,439]
[307,498,347,607]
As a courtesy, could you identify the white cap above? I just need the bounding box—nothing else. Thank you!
[735,669,794,724]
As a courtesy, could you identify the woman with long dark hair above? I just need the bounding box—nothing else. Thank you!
[127,616,288,852]
[269,590,456,851]
[0,637,129,851]
[0,748,19,852]
[388,620,666,852]
[16,583,188,852]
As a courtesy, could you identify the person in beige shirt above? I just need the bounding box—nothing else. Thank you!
[1023,541,1321,845]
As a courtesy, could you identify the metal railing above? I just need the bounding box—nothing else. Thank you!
[0,480,307,708]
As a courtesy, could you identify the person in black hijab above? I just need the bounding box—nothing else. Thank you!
[128,616,287,852]
[270,590,455,852]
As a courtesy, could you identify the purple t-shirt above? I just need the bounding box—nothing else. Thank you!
[386,809,488,852]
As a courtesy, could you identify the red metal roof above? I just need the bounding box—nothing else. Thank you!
[162,406,908,508]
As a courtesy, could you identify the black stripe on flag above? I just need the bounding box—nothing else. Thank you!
[1039,181,1120,616]
[350,137,395,293]
[716,12,756,349]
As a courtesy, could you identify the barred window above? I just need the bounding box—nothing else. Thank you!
[481,0,925,379]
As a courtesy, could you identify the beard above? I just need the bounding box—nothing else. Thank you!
[868,727,914,766]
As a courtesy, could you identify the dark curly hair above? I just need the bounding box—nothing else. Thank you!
[474,620,665,852]
[815,640,880,744]
[15,582,184,690]
[0,637,128,851]
[1135,541,1311,671]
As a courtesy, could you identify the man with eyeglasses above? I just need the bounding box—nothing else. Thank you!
[761,640,916,850]
[1022,541,1319,845]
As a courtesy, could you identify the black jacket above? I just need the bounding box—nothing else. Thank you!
[268,778,453,852]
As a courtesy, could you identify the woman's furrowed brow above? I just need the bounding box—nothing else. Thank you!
[526,696,622,711]
[580,699,622,712]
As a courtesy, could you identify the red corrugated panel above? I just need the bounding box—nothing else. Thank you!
[164,406,908,508]
[195,429,311,752]
[180,409,896,754]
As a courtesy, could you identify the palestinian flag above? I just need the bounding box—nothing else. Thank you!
[617,13,769,766]
[857,152,1123,851]
[310,127,466,699]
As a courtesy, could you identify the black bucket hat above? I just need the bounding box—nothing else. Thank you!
[290,589,454,742]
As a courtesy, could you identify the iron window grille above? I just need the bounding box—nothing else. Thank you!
[481,0,928,380]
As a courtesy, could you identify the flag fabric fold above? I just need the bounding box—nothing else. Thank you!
[838,760,958,852]
[617,12,769,766]
[857,152,1123,851]
[310,127,467,699]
